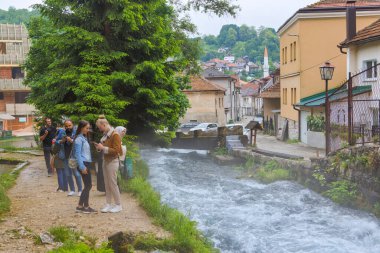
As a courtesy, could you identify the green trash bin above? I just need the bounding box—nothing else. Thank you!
[4,131,12,138]
[124,157,133,179]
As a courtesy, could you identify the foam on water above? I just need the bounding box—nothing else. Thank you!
[142,148,380,253]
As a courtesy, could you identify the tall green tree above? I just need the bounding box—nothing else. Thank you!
[25,0,191,138]
[25,0,236,141]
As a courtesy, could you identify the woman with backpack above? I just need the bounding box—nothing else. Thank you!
[74,120,97,214]
[94,115,123,213]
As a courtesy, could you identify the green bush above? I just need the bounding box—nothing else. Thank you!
[213,147,228,156]
[48,226,112,253]
[323,180,358,206]
[0,160,27,216]
[373,203,380,217]
[307,115,325,132]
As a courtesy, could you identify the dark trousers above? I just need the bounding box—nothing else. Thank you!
[78,162,92,207]
[43,147,52,173]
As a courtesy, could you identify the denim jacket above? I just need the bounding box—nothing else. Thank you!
[74,134,92,171]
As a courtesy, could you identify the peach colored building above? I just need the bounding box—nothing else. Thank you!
[278,0,380,140]
[181,76,226,126]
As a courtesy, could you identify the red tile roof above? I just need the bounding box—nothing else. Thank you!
[307,0,380,8]
[185,76,226,92]
[340,18,380,46]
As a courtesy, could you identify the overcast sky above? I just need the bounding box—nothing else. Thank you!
[0,0,317,35]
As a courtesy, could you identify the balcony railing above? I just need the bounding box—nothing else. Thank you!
[0,54,26,65]
[0,24,28,41]
[0,79,29,90]
[6,103,35,116]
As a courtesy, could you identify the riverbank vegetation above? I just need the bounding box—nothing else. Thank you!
[239,147,380,217]
[240,158,291,183]
[0,158,27,217]
[118,159,217,252]
[38,226,112,253]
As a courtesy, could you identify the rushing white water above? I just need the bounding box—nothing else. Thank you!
[141,148,380,253]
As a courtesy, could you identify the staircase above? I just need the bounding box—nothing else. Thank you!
[226,135,245,151]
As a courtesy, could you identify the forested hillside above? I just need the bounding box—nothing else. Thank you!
[200,24,280,65]
[0,7,39,25]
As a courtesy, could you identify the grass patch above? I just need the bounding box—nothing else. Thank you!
[286,139,300,144]
[1,146,40,152]
[0,159,27,216]
[212,147,228,156]
[47,226,112,253]
[119,159,217,253]
[254,160,291,184]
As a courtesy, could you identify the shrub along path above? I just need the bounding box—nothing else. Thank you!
[0,152,168,252]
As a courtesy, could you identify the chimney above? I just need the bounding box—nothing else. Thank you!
[346,0,357,41]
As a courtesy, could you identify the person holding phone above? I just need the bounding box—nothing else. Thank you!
[95,115,123,213]
[39,117,57,177]
[74,120,97,214]
[57,120,83,196]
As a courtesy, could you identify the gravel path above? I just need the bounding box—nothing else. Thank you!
[0,153,168,252]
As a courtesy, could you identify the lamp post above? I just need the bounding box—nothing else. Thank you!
[320,62,335,155]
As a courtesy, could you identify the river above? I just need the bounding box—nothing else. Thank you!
[141,148,380,253]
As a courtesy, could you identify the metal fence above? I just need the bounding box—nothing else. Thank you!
[328,63,380,153]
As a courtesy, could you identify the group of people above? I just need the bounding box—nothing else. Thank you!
[39,115,127,214]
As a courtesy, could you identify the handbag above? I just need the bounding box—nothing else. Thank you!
[68,137,83,169]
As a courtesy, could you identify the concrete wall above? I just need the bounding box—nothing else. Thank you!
[181,91,226,126]
[263,98,280,119]
[277,114,299,140]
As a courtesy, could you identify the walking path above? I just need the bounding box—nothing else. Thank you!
[255,133,325,160]
[0,152,167,252]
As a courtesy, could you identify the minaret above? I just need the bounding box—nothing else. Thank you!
[263,46,269,77]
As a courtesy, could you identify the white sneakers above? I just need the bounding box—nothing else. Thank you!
[77,191,82,197]
[100,204,122,213]
[100,204,113,213]
[67,191,75,196]
[110,205,122,213]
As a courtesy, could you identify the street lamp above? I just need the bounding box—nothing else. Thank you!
[320,62,335,155]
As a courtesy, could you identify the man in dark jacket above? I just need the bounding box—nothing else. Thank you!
[39,118,56,176]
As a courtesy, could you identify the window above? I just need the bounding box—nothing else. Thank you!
[0,92,3,100]
[15,92,29,104]
[285,47,288,64]
[0,42,5,54]
[283,88,287,105]
[282,48,285,65]
[373,108,379,126]
[293,42,297,61]
[291,88,297,104]
[12,67,24,79]
[290,44,293,62]
[364,60,378,79]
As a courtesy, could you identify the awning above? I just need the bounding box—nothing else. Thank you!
[0,114,15,120]
[295,85,372,107]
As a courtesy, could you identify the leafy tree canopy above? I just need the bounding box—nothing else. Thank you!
[24,0,237,142]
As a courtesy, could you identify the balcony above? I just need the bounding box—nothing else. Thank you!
[0,79,29,91]
[0,54,25,66]
[0,24,28,42]
[6,103,35,116]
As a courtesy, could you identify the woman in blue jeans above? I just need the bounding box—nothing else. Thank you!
[56,120,83,196]
[74,120,96,214]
